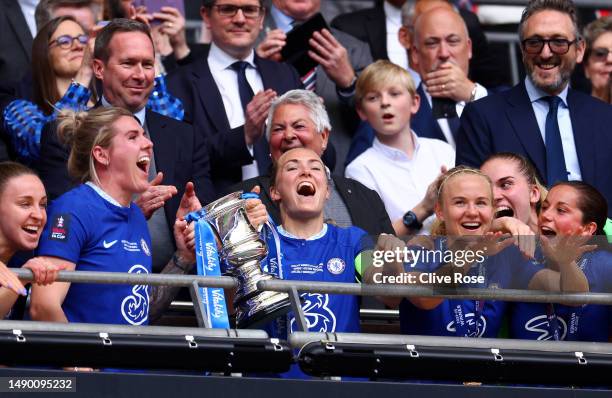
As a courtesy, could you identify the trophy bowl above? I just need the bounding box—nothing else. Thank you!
[202,192,291,329]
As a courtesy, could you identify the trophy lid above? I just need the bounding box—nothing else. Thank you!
[203,191,245,220]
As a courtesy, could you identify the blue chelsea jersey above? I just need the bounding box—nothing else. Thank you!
[510,250,612,342]
[273,224,369,336]
[263,224,369,380]
[38,184,152,325]
[401,240,543,337]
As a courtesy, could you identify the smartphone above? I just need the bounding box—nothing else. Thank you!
[133,0,185,18]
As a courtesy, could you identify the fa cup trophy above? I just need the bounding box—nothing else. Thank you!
[189,192,291,329]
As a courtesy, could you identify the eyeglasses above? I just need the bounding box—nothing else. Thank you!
[590,47,612,62]
[212,4,263,18]
[49,34,89,49]
[521,37,578,55]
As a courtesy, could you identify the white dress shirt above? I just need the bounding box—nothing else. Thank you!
[421,82,487,148]
[17,0,38,37]
[384,1,408,71]
[524,77,581,181]
[345,132,455,233]
[208,43,264,180]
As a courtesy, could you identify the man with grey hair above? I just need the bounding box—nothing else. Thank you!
[35,0,96,31]
[457,0,612,216]
[256,0,373,173]
[233,89,393,237]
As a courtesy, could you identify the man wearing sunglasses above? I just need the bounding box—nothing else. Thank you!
[456,0,612,217]
[167,0,303,193]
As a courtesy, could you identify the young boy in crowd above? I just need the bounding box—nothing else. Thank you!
[346,60,455,235]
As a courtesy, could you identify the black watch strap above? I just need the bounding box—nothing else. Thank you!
[403,210,423,231]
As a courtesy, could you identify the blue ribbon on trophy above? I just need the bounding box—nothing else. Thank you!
[240,192,283,279]
[186,210,230,329]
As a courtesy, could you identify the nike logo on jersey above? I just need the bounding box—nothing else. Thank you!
[103,240,118,249]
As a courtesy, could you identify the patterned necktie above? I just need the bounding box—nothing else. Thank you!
[301,68,317,91]
[543,96,568,186]
[230,61,254,110]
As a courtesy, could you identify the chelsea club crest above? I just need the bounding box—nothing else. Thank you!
[326,258,345,275]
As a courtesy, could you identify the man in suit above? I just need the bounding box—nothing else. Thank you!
[234,89,394,237]
[167,0,302,193]
[344,4,487,165]
[36,19,215,271]
[457,0,612,217]
[256,0,373,173]
[408,5,487,147]
[332,0,410,72]
[331,0,499,89]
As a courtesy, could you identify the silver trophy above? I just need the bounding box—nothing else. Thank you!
[203,191,291,328]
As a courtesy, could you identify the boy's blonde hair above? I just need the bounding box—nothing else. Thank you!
[355,60,417,106]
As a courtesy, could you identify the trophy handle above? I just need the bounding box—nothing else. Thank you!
[259,218,283,279]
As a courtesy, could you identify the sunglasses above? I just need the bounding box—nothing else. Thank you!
[49,34,89,49]
[590,47,612,62]
[522,37,578,55]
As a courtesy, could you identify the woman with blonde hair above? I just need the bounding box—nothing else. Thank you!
[29,107,198,326]
[396,166,588,338]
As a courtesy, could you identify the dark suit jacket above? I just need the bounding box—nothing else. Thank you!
[411,83,448,142]
[166,45,303,192]
[232,173,394,237]
[331,3,387,62]
[35,109,216,237]
[0,73,33,161]
[330,2,500,88]
[456,82,612,217]
[0,0,32,83]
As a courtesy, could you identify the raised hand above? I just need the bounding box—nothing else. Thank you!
[308,29,356,89]
[176,181,201,220]
[244,89,277,146]
[256,28,286,62]
[153,6,190,59]
[425,62,476,103]
[541,235,597,268]
[134,172,178,219]
[244,185,268,230]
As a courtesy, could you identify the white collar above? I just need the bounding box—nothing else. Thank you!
[208,42,256,73]
[270,4,295,33]
[86,181,126,208]
[278,223,328,240]
[372,130,420,161]
[524,76,569,106]
[101,96,146,126]
[383,1,402,24]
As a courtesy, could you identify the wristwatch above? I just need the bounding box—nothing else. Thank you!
[402,210,423,232]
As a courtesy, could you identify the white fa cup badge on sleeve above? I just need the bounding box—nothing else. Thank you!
[327,258,345,275]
